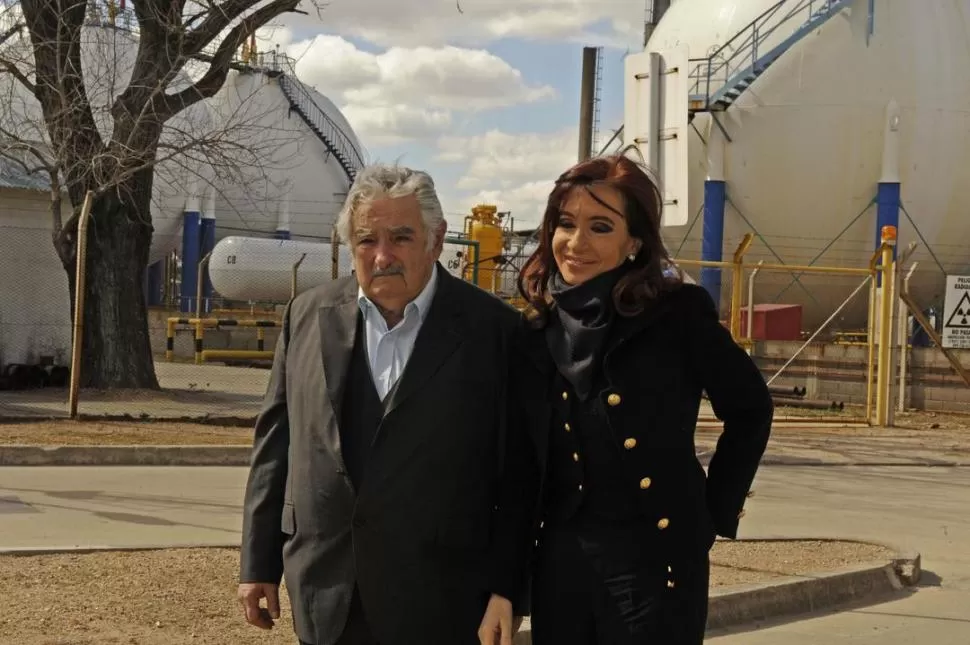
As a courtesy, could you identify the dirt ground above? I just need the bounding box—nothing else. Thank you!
[0,541,892,644]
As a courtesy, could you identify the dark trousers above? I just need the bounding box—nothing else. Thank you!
[301,588,378,645]
[531,523,710,645]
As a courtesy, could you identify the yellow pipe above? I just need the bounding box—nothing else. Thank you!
[865,275,877,425]
[165,318,176,361]
[875,226,897,426]
[729,234,754,340]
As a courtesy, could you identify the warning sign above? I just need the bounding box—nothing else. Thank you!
[942,275,970,349]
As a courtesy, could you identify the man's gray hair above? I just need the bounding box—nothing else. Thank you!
[336,164,446,251]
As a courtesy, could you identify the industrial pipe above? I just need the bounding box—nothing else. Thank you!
[196,251,212,318]
[875,225,897,426]
[746,260,765,343]
[898,260,919,413]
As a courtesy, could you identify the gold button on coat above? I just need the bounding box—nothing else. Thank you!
[562,391,569,401]
[572,453,580,462]
[607,393,621,406]
[657,518,670,530]
[564,423,571,432]
[639,477,652,490]
[623,438,637,449]
[666,580,675,588]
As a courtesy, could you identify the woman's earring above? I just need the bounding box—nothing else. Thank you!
[627,253,637,262]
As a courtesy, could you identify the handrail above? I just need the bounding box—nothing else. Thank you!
[268,52,365,182]
[687,0,848,109]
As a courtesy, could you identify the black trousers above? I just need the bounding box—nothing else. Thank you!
[301,587,378,645]
[531,522,710,645]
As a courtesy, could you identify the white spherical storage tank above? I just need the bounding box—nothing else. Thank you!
[208,236,353,302]
[188,62,364,246]
[646,0,970,329]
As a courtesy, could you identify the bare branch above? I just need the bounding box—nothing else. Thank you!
[159,0,300,118]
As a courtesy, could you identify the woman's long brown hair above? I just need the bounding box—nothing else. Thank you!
[517,152,680,321]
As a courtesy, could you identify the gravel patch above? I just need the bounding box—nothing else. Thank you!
[0,541,894,643]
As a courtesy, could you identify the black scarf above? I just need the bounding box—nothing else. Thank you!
[546,264,627,401]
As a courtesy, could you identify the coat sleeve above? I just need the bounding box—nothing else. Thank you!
[684,286,773,539]
[239,303,292,584]
[487,318,541,614]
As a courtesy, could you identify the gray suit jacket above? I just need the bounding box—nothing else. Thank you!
[240,266,539,645]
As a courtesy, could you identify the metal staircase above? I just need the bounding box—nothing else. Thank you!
[688,0,852,115]
[274,61,365,183]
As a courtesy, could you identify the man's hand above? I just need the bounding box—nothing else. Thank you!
[238,582,281,630]
[478,594,516,645]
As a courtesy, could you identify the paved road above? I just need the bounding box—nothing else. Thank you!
[1,465,968,642]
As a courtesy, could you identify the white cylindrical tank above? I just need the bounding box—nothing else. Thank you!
[208,236,353,302]
[646,0,970,328]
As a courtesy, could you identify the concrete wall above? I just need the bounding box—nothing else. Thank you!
[0,189,73,369]
[752,340,970,413]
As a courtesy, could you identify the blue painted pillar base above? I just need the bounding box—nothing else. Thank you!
[180,211,201,313]
[200,217,216,314]
[146,260,165,306]
[700,180,727,314]
[875,182,900,287]
[274,229,291,240]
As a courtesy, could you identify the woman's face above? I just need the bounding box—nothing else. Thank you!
[552,185,641,286]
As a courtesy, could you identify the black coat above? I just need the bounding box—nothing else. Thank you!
[240,267,537,645]
[522,283,773,558]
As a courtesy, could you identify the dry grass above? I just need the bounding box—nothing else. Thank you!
[0,420,252,446]
[0,541,894,643]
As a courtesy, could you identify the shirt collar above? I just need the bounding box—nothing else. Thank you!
[357,263,439,323]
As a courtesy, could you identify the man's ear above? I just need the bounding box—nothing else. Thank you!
[432,221,447,256]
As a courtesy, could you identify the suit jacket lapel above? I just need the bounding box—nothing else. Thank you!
[319,280,360,423]
[382,269,464,419]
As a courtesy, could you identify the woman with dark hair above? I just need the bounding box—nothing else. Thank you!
[517,153,773,644]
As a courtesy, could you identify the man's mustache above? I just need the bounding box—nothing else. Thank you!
[372,266,405,278]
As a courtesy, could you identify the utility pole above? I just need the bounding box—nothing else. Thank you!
[578,47,598,162]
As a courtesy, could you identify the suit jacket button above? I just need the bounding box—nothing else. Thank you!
[607,393,621,406]
[639,477,652,490]
[572,453,580,462]
[564,422,571,432]
[657,518,670,530]
[562,391,569,401]
[667,580,676,588]
[624,438,637,449]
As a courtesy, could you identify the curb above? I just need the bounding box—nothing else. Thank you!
[2,444,967,467]
[0,444,251,466]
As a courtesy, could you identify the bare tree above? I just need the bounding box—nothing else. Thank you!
[0,0,311,388]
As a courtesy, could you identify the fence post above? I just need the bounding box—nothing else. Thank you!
[730,234,754,340]
[68,191,95,419]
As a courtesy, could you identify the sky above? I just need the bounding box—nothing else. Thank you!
[254,0,648,230]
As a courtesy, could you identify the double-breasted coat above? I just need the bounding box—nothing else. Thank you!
[521,282,774,566]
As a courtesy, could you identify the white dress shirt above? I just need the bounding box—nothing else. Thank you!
[357,264,439,400]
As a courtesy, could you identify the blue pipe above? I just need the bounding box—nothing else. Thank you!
[180,210,201,313]
[700,180,726,313]
[146,260,164,306]
[274,229,291,240]
[875,181,900,258]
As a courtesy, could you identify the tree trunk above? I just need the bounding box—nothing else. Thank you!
[64,186,159,390]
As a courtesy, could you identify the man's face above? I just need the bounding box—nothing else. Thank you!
[351,194,443,314]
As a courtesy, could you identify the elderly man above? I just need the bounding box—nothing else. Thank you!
[238,164,537,645]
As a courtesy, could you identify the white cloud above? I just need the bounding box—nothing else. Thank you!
[287,0,644,49]
[275,35,554,144]
[437,127,578,227]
